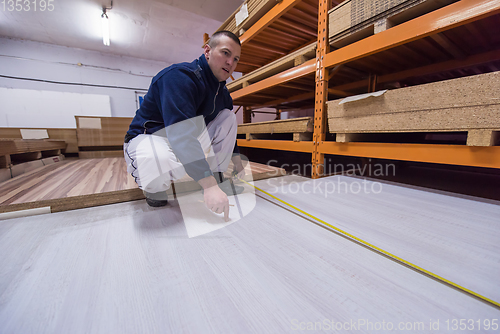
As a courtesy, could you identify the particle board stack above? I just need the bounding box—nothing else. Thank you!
[227,43,317,93]
[75,116,132,158]
[327,72,500,146]
[328,0,458,46]
[0,138,67,182]
[216,0,278,37]
[229,0,459,97]
[238,117,313,141]
[0,127,78,153]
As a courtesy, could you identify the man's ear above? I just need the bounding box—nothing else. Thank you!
[203,44,211,60]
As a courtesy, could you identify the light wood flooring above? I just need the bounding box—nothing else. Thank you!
[0,175,499,333]
[0,158,285,214]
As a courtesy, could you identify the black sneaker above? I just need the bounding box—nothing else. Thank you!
[143,191,168,207]
[145,197,169,207]
[214,172,244,196]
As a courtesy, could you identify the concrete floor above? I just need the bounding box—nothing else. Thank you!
[0,175,499,333]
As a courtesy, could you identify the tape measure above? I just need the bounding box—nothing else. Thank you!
[239,178,500,310]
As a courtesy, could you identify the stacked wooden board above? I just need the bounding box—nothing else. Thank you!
[227,43,316,93]
[238,117,313,141]
[216,0,278,37]
[327,72,500,146]
[229,0,461,102]
[0,127,78,153]
[0,138,67,183]
[226,0,499,170]
[328,0,458,46]
[75,116,132,158]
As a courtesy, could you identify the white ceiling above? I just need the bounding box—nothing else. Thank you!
[0,0,243,64]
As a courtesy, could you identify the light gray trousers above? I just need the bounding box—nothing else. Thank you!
[124,109,237,193]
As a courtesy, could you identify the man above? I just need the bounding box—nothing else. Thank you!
[124,31,245,221]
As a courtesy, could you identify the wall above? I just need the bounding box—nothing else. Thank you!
[0,88,111,128]
[0,37,170,123]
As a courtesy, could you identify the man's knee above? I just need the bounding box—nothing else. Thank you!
[219,108,237,125]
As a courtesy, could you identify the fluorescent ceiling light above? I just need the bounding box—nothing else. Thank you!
[101,12,110,46]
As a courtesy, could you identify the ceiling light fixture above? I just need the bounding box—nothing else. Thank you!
[101,1,113,46]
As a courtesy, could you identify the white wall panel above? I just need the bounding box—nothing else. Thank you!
[0,87,111,128]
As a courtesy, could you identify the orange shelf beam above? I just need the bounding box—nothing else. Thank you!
[232,59,316,100]
[237,139,313,153]
[319,142,500,169]
[239,0,304,45]
[237,139,500,169]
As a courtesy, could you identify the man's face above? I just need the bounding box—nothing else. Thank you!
[204,35,241,82]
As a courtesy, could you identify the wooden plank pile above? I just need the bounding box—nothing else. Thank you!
[328,0,457,47]
[327,72,500,146]
[227,43,316,93]
[0,128,78,153]
[0,138,66,182]
[216,0,278,37]
[75,116,132,158]
[238,116,313,141]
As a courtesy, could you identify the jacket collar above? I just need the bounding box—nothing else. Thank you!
[198,54,225,88]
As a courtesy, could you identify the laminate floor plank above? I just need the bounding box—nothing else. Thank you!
[0,158,283,208]
[0,160,80,205]
[256,175,500,303]
[0,158,285,215]
[0,181,499,333]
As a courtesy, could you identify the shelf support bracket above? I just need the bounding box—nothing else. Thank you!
[243,106,252,124]
[312,0,331,179]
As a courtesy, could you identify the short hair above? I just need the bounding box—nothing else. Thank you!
[208,31,241,48]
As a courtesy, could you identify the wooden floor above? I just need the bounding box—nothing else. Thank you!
[0,158,285,214]
[0,175,499,333]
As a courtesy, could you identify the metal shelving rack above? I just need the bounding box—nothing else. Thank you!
[227,0,500,176]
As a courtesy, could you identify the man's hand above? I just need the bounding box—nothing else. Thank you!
[198,175,230,222]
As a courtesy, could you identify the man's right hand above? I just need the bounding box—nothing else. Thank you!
[198,175,230,222]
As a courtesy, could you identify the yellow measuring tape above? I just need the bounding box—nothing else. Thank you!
[239,179,500,309]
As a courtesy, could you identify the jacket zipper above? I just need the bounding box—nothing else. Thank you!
[210,84,221,115]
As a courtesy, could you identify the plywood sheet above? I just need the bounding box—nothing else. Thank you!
[237,117,313,134]
[327,72,500,135]
[329,0,407,38]
[227,43,316,92]
[0,139,66,156]
[0,128,78,154]
[327,0,457,44]
[75,116,132,147]
[216,0,277,36]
